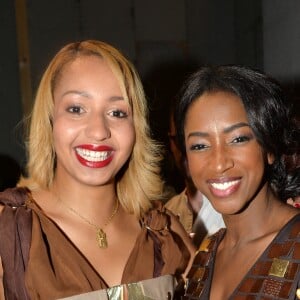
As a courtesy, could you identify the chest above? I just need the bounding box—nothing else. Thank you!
[59,216,142,287]
[184,220,300,299]
[210,241,270,299]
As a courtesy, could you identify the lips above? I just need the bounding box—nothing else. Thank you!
[75,144,114,168]
[208,177,241,197]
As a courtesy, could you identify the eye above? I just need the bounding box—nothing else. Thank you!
[231,135,252,144]
[189,143,208,151]
[108,109,128,118]
[67,105,84,114]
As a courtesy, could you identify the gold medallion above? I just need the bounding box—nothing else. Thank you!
[96,228,108,248]
[57,194,119,249]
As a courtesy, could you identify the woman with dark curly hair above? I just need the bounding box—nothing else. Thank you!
[175,65,300,299]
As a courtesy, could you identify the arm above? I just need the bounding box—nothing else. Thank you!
[0,257,4,300]
[287,196,300,208]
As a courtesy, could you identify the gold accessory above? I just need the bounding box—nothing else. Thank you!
[268,258,289,277]
[57,196,119,249]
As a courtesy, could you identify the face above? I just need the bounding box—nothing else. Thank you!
[52,55,135,187]
[184,91,272,215]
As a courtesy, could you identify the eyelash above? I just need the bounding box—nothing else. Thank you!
[189,135,252,151]
[66,106,128,118]
[109,109,128,118]
[67,106,83,114]
[190,144,207,151]
[231,135,252,144]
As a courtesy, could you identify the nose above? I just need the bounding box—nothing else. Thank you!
[85,113,111,141]
[211,143,234,174]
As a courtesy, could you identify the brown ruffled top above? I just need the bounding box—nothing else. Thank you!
[0,187,192,299]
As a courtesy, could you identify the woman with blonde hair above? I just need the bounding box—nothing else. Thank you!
[0,40,194,299]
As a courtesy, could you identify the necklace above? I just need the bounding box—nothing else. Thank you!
[57,196,119,249]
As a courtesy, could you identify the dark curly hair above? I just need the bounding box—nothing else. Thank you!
[175,65,300,201]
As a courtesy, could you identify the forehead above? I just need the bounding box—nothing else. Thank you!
[186,91,248,122]
[58,55,111,79]
[53,55,128,99]
[53,55,102,89]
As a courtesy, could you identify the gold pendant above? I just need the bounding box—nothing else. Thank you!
[96,228,108,248]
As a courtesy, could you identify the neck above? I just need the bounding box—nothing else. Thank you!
[222,186,294,246]
[50,177,118,221]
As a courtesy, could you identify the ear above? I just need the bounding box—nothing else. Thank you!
[267,153,275,165]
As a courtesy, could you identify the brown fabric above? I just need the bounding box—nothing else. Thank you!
[184,214,300,299]
[165,189,194,234]
[0,187,191,299]
[0,187,32,300]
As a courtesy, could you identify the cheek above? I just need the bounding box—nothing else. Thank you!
[52,119,78,149]
[119,124,135,151]
[239,146,265,171]
[186,154,206,180]
[127,133,135,152]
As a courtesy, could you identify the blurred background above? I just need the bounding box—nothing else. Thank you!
[0,0,299,191]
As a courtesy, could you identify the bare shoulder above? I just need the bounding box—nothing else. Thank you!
[30,188,58,217]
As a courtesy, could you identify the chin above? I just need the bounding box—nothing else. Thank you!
[211,200,244,216]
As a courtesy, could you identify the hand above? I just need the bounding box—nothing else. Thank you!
[287,196,300,208]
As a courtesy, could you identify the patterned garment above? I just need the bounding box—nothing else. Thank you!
[184,214,300,299]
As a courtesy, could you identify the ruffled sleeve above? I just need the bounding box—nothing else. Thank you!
[0,187,32,300]
[121,201,195,284]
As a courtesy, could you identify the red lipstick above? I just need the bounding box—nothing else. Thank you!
[75,144,114,168]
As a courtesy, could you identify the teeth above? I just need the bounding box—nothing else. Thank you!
[211,180,239,190]
[76,148,111,162]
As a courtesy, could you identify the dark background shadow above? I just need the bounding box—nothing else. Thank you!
[143,59,200,194]
[0,154,21,191]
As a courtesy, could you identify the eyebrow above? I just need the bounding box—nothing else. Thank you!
[62,90,90,98]
[61,90,124,101]
[223,122,250,133]
[187,122,250,138]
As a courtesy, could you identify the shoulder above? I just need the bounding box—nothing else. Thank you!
[141,200,196,277]
[165,190,188,211]
[165,190,194,234]
[143,199,191,234]
[0,186,31,201]
[280,213,300,239]
[141,200,172,231]
[0,187,31,213]
[143,200,196,254]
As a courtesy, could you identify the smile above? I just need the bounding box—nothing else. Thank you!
[75,148,112,162]
[208,178,241,198]
[210,180,240,191]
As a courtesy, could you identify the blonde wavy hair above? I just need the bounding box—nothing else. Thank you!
[19,40,163,217]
